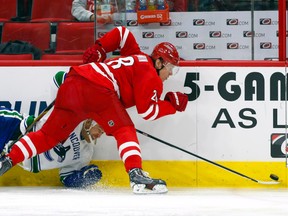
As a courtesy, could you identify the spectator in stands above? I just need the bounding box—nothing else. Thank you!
[71,0,119,24]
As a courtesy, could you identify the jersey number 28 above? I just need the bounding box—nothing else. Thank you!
[106,56,134,69]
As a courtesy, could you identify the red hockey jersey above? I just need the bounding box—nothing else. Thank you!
[71,26,176,120]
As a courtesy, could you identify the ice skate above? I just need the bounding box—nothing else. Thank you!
[0,156,12,176]
[129,168,168,194]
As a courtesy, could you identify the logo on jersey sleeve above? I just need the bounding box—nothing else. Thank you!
[151,90,158,102]
[137,55,148,62]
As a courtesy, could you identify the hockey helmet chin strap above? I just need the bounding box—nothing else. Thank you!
[163,62,179,75]
[156,58,179,76]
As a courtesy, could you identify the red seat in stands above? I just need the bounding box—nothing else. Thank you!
[41,54,83,60]
[0,0,17,22]
[55,22,95,54]
[0,53,33,60]
[1,22,51,51]
[31,0,74,22]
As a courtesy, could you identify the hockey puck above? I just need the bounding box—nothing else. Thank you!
[270,174,279,181]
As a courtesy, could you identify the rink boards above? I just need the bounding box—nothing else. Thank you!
[0,61,288,188]
[0,161,286,188]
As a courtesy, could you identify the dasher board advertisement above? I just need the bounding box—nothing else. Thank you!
[0,66,286,162]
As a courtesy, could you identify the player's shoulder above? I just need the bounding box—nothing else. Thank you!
[131,54,153,66]
[134,54,149,62]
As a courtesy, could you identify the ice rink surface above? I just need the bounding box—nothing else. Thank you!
[0,187,287,216]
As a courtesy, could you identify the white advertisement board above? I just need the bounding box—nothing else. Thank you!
[0,66,286,162]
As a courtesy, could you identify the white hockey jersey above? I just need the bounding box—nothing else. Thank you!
[22,116,94,178]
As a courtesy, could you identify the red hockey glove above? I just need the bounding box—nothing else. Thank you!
[83,42,107,64]
[164,92,188,112]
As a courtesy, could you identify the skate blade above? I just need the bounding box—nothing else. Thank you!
[132,184,168,194]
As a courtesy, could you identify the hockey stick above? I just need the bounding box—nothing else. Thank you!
[23,100,55,135]
[1,100,55,156]
[136,129,279,185]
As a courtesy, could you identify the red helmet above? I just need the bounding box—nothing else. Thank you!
[151,42,180,66]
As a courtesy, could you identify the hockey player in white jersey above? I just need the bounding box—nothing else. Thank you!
[0,69,103,188]
[23,115,103,188]
[1,108,103,188]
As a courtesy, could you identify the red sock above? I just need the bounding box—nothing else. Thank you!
[8,130,58,165]
[113,126,142,172]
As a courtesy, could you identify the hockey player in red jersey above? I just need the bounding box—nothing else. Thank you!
[0,26,188,194]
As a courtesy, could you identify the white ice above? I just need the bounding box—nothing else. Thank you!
[0,187,287,216]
